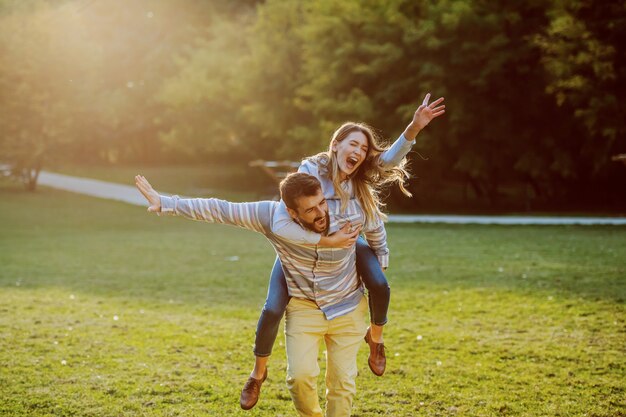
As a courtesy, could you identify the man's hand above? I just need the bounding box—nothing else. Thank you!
[319,223,361,248]
[134,175,161,213]
[403,92,446,141]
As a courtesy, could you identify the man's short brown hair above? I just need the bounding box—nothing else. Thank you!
[279,173,322,210]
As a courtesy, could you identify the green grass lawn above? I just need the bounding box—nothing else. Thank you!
[1,181,625,416]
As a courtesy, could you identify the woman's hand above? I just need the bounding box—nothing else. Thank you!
[319,223,361,248]
[403,92,446,141]
[134,175,161,213]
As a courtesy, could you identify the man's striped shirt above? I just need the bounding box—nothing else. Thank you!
[160,195,388,320]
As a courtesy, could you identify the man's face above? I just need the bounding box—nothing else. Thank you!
[287,189,329,234]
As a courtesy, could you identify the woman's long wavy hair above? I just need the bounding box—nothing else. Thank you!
[307,122,412,229]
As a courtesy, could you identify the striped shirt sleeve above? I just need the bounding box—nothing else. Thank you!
[159,195,270,235]
[271,199,322,245]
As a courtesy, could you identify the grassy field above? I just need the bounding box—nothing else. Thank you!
[1,180,625,416]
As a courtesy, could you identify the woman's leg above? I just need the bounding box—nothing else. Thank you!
[355,236,390,343]
[251,256,290,377]
[241,257,290,409]
[356,236,390,376]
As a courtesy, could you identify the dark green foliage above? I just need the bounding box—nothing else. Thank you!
[0,0,624,211]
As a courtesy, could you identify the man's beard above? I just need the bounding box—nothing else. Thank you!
[298,211,330,234]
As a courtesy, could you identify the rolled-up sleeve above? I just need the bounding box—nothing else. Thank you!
[379,133,415,168]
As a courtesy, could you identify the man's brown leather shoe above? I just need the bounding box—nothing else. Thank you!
[240,368,268,410]
[364,327,386,376]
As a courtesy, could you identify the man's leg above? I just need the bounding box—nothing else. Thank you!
[285,297,327,417]
[325,296,368,417]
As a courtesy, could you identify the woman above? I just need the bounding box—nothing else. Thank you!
[240,93,445,410]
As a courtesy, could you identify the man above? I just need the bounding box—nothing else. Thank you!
[135,172,389,417]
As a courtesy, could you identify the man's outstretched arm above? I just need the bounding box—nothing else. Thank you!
[134,175,270,234]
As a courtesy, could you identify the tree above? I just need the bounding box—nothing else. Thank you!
[156,0,313,160]
[0,2,97,190]
[155,16,253,161]
[534,0,626,179]
[0,0,249,191]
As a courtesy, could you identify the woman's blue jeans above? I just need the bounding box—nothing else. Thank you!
[253,236,390,357]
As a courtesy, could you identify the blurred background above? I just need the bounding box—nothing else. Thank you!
[1,0,625,213]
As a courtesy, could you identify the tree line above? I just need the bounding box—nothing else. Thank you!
[0,0,624,211]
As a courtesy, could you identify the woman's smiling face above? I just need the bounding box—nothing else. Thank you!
[332,130,369,178]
